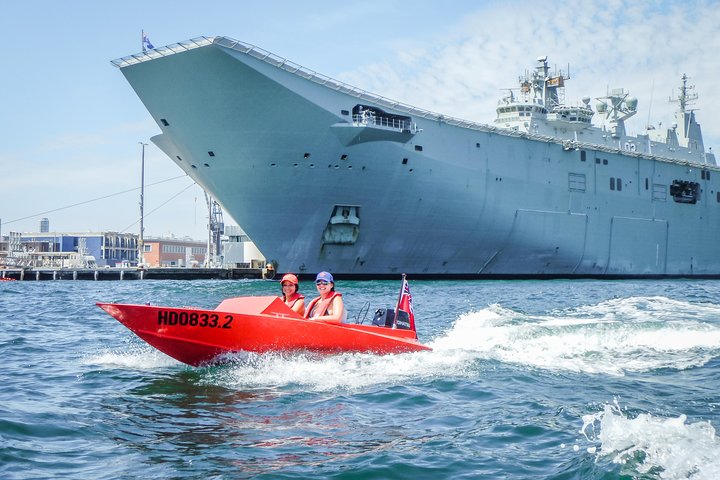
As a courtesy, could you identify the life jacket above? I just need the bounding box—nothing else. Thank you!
[283,292,305,310]
[304,292,343,319]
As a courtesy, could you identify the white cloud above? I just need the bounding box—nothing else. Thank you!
[338,0,720,149]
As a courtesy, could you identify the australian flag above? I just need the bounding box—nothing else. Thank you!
[142,31,154,52]
[397,276,416,332]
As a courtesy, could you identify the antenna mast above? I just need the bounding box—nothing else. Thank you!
[138,142,148,266]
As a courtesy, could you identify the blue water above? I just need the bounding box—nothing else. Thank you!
[2,279,720,479]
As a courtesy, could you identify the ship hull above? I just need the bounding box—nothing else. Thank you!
[116,37,720,277]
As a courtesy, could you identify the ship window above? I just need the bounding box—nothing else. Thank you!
[204,163,210,167]
[717,192,720,202]
[617,178,622,191]
[580,151,586,162]
[341,154,348,160]
[191,164,197,169]
[645,178,649,190]
[208,151,215,157]
[304,153,311,158]
[402,158,408,165]
[708,172,711,180]
[415,145,423,151]
[603,159,608,165]
[610,178,615,190]
[176,156,182,161]
[341,110,349,116]
[160,118,169,126]
[595,158,600,164]
[476,143,481,148]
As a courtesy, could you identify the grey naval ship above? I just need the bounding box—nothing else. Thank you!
[113,36,718,278]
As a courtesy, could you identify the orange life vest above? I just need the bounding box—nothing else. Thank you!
[283,292,304,308]
[304,292,342,319]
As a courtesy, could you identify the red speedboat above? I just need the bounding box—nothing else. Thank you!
[97,295,431,366]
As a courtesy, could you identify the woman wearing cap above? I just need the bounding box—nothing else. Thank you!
[280,273,305,316]
[304,271,346,323]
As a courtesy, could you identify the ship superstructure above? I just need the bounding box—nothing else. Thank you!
[113,36,720,277]
[494,56,713,166]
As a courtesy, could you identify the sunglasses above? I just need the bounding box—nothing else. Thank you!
[315,281,330,286]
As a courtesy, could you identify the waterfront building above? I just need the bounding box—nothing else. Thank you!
[142,236,207,267]
[17,231,138,267]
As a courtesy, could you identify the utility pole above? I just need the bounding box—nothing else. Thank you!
[138,142,148,266]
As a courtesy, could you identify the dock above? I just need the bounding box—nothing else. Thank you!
[0,267,268,281]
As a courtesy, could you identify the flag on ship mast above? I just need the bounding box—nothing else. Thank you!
[393,274,416,333]
[142,30,154,53]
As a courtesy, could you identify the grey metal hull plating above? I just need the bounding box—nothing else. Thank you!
[117,37,720,277]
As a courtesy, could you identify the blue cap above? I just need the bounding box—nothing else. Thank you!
[315,271,334,283]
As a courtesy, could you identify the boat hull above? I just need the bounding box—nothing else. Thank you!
[97,296,430,366]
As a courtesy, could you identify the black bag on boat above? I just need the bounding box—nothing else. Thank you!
[372,308,410,330]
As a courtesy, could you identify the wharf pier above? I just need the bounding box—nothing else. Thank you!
[0,267,267,281]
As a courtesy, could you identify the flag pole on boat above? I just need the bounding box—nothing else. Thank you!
[392,273,407,329]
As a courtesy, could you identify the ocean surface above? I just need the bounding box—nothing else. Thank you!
[2,278,720,479]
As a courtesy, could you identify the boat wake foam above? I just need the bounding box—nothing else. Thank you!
[89,296,720,390]
[430,296,720,375]
[579,400,720,479]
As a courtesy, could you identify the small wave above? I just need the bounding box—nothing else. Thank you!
[566,296,720,322]
[580,401,720,479]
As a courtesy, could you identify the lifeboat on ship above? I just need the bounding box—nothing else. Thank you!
[97,294,431,367]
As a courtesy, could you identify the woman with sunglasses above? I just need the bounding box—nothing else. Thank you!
[280,273,305,316]
[304,271,346,323]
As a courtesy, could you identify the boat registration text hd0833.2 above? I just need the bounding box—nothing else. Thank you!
[157,310,234,329]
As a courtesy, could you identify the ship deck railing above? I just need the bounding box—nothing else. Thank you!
[111,36,717,171]
[352,114,414,133]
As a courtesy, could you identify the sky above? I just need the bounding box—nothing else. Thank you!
[2,0,719,241]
